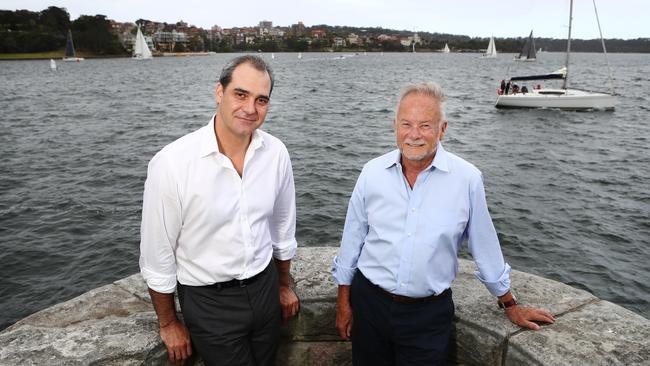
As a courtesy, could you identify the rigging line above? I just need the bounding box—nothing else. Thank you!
[592,0,615,95]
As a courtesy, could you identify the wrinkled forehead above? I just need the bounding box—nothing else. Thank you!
[227,63,272,95]
[396,92,444,121]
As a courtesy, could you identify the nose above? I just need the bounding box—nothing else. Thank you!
[406,126,422,139]
[242,98,256,115]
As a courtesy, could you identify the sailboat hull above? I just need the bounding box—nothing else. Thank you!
[496,89,616,110]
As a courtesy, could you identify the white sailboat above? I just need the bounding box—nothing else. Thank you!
[132,25,153,60]
[514,30,537,62]
[62,29,84,62]
[298,52,302,59]
[442,43,450,53]
[50,59,57,70]
[495,0,616,110]
[483,36,497,58]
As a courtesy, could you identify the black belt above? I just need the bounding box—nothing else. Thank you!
[207,267,267,290]
[359,270,451,304]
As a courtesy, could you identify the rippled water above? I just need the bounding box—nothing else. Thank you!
[1,52,648,329]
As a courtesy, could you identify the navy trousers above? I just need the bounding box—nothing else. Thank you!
[351,271,454,366]
[177,262,280,366]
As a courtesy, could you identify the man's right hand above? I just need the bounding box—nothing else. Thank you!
[160,319,192,366]
[336,285,353,340]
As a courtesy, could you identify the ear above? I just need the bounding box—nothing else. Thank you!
[215,83,223,104]
[439,121,448,140]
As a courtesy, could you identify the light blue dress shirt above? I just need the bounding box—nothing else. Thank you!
[332,143,511,297]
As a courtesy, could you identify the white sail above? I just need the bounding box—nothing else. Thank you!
[62,29,84,62]
[442,43,450,53]
[50,59,57,70]
[483,36,497,58]
[133,25,153,60]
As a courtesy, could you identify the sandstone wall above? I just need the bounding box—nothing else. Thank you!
[1,247,648,365]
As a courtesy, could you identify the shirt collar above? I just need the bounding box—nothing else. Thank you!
[198,114,265,158]
[384,142,450,173]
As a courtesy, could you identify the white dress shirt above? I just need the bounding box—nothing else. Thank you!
[140,116,297,294]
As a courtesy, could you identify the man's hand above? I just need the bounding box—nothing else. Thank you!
[275,259,300,321]
[160,319,193,365]
[505,306,556,330]
[279,285,300,321]
[336,285,353,340]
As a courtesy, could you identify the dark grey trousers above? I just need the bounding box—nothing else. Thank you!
[177,262,280,366]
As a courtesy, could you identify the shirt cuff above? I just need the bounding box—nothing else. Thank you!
[473,263,512,297]
[272,238,297,261]
[332,256,357,285]
[140,267,177,294]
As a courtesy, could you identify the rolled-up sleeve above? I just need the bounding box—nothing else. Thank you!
[139,152,182,294]
[332,169,368,285]
[269,149,297,261]
[467,173,511,296]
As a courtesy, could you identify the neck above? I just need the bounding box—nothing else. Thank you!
[400,153,434,188]
[401,154,434,175]
[214,115,251,158]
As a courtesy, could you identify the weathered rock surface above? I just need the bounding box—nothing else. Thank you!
[1,246,648,365]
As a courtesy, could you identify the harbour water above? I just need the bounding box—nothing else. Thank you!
[1,52,648,330]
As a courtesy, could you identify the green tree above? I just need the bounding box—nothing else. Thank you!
[39,6,70,35]
[72,14,124,54]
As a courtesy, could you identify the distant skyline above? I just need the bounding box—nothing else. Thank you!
[3,0,648,40]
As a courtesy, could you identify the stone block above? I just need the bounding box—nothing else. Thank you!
[277,341,352,366]
[506,300,650,365]
[282,300,339,341]
[291,247,339,301]
[0,312,160,365]
[450,259,598,365]
[5,284,153,330]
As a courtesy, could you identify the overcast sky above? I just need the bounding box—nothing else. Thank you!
[3,0,648,40]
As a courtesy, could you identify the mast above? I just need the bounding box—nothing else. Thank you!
[592,0,615,95]
[563,0,573,90]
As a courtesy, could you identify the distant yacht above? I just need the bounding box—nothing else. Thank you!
[298,52,302,59]
[50,59,57,70]
[132,25,153,60]
[482,36,497,58]
[514,30,537,62]
[62,29,84,62]
[442,43,450,53]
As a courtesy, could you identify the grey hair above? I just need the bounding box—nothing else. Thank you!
[394,82,447,122]
[218,55,275,96]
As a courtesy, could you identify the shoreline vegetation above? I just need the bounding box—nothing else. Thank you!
[2,49,650,61]
[2,6,649,60]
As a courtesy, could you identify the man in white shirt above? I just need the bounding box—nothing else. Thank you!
[139,55,299,366]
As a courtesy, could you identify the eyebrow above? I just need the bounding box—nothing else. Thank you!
[233,87,269,101]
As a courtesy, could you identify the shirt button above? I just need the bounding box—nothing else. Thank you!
[407,232,412,236]
[411,208,416,212]
[401,282,405,287]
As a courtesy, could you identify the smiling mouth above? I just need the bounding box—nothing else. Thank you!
[236,116,257,123]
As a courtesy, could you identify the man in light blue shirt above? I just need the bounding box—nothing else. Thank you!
[332,82,555,365]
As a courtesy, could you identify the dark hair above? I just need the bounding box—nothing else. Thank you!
[218,55,275,96]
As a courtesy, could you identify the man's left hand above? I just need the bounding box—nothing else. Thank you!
[505,306,555,330]
[279,285,300,321]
